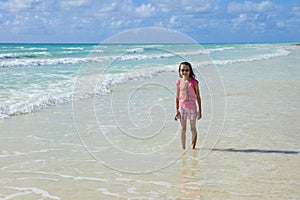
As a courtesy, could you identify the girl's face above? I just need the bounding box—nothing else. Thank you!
[179,64,190,78]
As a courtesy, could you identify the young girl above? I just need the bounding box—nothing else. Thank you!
[174,62,202,150]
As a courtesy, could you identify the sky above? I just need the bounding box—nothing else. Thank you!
[0,0,299,43]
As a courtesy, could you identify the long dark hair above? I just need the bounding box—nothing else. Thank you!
[178,61,195,78]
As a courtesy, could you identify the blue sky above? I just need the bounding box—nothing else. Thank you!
[0,0,299,43]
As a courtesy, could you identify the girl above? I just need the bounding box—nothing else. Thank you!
[174,62,202,150]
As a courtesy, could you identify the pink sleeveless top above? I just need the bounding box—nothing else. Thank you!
[176,78,198,110]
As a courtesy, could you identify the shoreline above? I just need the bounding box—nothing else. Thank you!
[1,47,299,199]
[0,42,295,118]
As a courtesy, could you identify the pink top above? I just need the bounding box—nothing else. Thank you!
[176,78,198,110]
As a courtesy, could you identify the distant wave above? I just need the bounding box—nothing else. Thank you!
[0,56,99,68]
[0,52,50,59]
[207,46,235,53]
[0,53,174,68]
[172,46,235,57]
[27,47,48,51]
[0,46,290,68]
[212,49,290,65]
[62,47,84,50]
[126,47,144,53]
[90,49,104,53]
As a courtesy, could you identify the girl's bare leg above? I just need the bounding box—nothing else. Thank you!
[180,119,187,150]
[190,120,197,149]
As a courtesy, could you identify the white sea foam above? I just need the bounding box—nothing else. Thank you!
[177,47,235,57]
[27,47,48,51]
[0,89,74,119]
[1,190,32,199]
[127,186,138,194]
[0,64,176,119]
[0,45,290,68]
[212,48,290,65]
[63,47,84,50]
[0,57,88,67]
[0,52,50,59]
[126,47,144,53]
[1,149,55,157]
[96,188,120,197]
[4,187,60,200]
[208,46,235,52]
[0,53,173,67]
[136,180,172,188]
[90,49,104,53]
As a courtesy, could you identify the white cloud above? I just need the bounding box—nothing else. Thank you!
[291,5,300,16]
[135,3,156,17]
[169,16,177,25]
[231,14,247,29]
[257,1,274,12]
[227,1,283,33]
[169,15,182,28]
[61,0,90,8]
[154,21,164,27]
[111,19,123,28]
[276,21,285,28]
[0,0,298,43]
[98,2,117,13]
[228,1,275,13]
[183,2,215,13]
[94,2,118,18]
[0,0,39,12]
[230,12,268,33]
[152,0,218,15]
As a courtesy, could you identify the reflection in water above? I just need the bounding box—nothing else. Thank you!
[178,150,204,199]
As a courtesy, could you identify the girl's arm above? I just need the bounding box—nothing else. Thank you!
[174,86,180,121]
[195,82,202,120]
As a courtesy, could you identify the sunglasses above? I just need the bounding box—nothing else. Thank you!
[180,69,190,72]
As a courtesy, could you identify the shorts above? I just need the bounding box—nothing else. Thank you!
[179,108,197,120]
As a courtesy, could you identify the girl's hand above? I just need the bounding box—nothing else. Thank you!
[174,111,180,121]
[197,112,202,120]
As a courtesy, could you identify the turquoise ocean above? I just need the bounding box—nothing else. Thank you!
[0,43,293,119]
